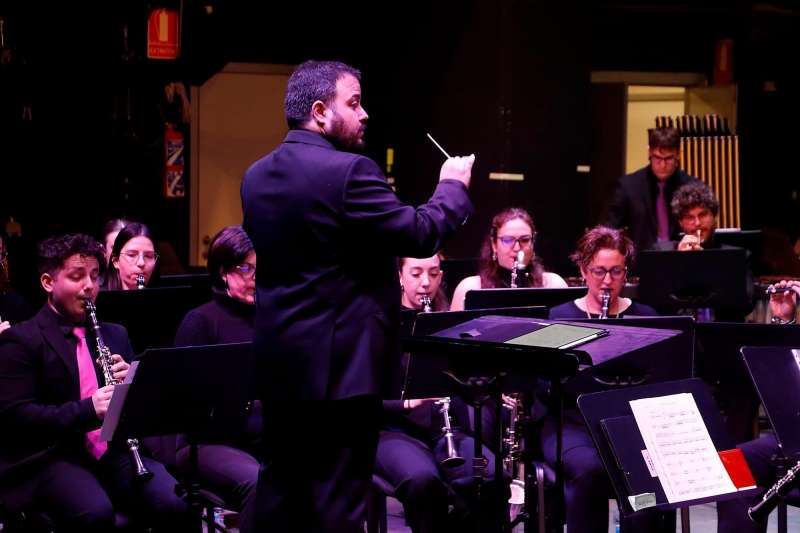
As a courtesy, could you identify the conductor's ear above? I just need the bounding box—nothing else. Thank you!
[311,100,331,129]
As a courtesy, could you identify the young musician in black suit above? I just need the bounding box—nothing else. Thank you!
[173,225,259,523]
[605,127,698,254]
[241,60,474,532]
[0,234,189,531]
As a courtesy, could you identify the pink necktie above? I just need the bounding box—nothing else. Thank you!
[656,181,670,241]
[72,327,108,459]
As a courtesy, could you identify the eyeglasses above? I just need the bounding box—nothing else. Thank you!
[650,154,677,165]
[120,251,159,264]
[233,263,256,278]
[587,266,627,280]
[497,235,534,248]
[679,209,712,224]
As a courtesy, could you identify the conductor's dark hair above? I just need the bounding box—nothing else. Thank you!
[285,60,361,129]
[38,234,105,276]
[207,225,254,292]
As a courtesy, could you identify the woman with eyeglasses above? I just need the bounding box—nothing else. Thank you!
[172,225,258,523]
[174,225,256,345]
[450,207,567,311]
[549,225,656,319]
[103,222,159,290]
[544,226,665,533]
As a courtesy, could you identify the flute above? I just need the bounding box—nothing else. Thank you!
[766,287,796,295]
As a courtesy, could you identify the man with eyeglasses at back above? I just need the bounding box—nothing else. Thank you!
[606,127,699,256]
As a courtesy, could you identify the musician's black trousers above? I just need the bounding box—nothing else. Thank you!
[716,432,777,533]
[542,409,675,533]
[242,395,382,533]
[6,447,189,532]
[374,429,506,533]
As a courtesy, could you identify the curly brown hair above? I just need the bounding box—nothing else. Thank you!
[570,226,635,271]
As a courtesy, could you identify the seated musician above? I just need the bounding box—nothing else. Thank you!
[716,280,799,533]
[546,226,667,533]
[450,207,567,311]
[100,218,131,264]
[0,234,189,531]
[376,254,507,532]
[670,181,721,251]
[549,225,657,319]
[172,225,259,522]
[0,231,32,334]
[103,222,158,290]
[671,181,754,320]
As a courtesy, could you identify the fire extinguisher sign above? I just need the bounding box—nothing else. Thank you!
[165,125,185,198]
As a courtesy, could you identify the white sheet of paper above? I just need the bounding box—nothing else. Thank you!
[629,393,736,503]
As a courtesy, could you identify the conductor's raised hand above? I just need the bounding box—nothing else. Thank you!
[439,154,475,188]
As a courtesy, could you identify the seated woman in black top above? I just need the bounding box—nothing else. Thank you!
[546,226,665,533]
[173,225,258,523]
[376,254,507,533]
[549,225,656,319]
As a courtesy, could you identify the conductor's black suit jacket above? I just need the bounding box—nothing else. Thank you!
[241,129,473,403]
[0,304,134,477]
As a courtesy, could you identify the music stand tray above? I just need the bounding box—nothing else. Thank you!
[464,287,587,311]
[637,248,750,313]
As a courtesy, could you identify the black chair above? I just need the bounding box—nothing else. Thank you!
[366,474,396,533]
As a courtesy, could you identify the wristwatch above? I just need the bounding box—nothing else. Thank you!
[771,316,797,325]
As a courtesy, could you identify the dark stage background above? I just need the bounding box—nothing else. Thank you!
[1,1,798,303]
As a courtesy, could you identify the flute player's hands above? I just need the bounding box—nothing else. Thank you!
[768,280,799,322]
[439,154,475,188]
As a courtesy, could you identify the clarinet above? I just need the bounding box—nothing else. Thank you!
[748,459,800,523]
[420,294,432,313]
[136,273,145,289]
[510,250,525,289]
[435,397,465,467]
[85,300,153,481]
[599,289,611,319]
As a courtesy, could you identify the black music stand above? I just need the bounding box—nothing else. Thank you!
[402,327,584,533]
[637,248,750,316]
[464,287,586,311]
[101,342,255,532]
[411,306,548,337]
[577,378,760,533]
[564,316,694,395]
[403,315,680,532]
[742,346,800,529]
[695,323,800,442]
[96,287,209,353]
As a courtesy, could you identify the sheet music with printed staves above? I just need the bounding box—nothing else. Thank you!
[629,393,736,503]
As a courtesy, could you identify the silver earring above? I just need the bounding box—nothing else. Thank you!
[492,252,497,261]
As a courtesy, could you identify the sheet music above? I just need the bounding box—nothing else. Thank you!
[629,393,736,503]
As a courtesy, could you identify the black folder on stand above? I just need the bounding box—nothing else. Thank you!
[578,378,759,517]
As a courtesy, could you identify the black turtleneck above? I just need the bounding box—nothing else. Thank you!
[174,293,255,347]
